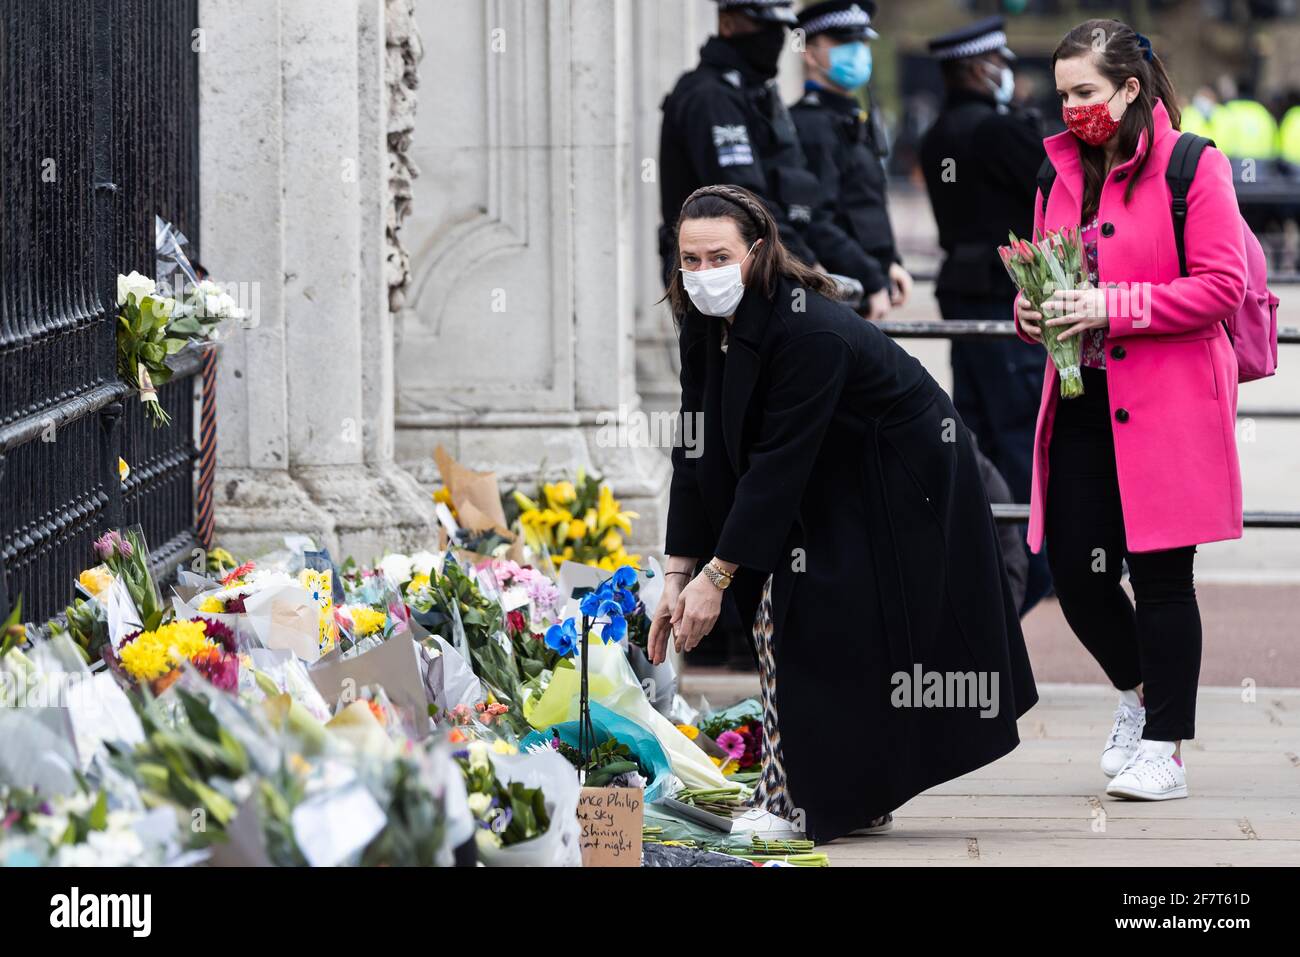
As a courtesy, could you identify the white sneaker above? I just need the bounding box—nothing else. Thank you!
[1101,691,1145,778]
[1106,740,1188,801]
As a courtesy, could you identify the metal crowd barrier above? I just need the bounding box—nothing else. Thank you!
[877,318,1300,529]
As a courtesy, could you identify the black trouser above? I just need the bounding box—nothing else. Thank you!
[1045,366,1201,741]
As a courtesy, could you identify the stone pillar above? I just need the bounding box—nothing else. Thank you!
[200,0,437,561]
[395,0,670,557]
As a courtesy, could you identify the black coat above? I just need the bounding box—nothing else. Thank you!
[790,85,900,270]
[658,38,885,293]
[666,277,1038,842]
[918,88,1045,301]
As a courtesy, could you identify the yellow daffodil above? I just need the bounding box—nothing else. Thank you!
[117,457,130,483]
[567,519,588,541]
[407,572,430,593]
[207,547,237,573]
[542,481,576,510]
[596,483,637,536]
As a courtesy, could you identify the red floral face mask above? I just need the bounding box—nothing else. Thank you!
[1062,88,1124,146]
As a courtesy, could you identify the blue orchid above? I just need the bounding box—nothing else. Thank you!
[579,585,609,618]
[544,618,579,657]
[601,613,628,644]
[611,565,639,590]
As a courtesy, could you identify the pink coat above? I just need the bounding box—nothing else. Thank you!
[1013,98,1246,554]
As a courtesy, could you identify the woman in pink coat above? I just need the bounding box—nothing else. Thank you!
[1014,19,1246,801]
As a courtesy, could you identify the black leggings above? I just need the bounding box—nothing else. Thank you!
[1045,366,1201,741]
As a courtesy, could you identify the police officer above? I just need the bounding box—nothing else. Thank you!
[919,17,1050,613]
[792,1,911,316]
[659,0,889,315]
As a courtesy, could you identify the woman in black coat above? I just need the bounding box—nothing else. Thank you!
[647,184,1038,843]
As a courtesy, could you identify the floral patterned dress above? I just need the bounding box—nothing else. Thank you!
[1080,215,1107,370]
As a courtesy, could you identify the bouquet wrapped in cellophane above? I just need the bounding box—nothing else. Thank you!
[999,226,1088,398]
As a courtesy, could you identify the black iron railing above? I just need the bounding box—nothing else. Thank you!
[879,319,1300,529]
[0,0,200,623]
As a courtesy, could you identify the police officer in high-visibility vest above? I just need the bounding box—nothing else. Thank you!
[790,1,913,310]
[658,0,889,315]
[919,17,1051,613]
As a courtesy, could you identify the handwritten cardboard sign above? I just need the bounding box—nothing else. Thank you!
[578,787,643,867]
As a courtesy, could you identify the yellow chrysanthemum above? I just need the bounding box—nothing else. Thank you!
[118,620,215,681]
[197,595,225,614]
[407,573,430,592]
[345,605,387,636]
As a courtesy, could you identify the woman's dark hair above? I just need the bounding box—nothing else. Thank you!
[662,184,838,320]
[1053,19,1182,220]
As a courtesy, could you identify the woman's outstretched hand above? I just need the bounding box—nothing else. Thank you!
[647,574,685,665]
[670,574,723,657]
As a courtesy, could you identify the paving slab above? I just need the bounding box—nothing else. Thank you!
[677,675,1300,866]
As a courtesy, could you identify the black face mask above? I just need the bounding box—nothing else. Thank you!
[728,25,787,80]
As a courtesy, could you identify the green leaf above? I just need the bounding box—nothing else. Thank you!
[88,790,109,831]
[168,316,202,337]
[178,689,222,743]
[0,595,24,657]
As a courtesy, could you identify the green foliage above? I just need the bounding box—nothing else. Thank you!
[116,292,187,427]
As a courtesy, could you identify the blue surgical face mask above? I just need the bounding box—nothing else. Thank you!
[827,41,872,91]
[986,63,1015,106]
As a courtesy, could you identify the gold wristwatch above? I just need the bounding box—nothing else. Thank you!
[702,559,734,590]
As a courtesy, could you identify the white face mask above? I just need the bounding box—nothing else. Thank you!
[681,241,758,317]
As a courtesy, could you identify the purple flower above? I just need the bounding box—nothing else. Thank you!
[199,617,238,653]
[92,530,131,561]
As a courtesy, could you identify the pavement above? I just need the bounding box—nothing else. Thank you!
[679,672,1300,866]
